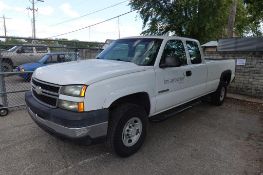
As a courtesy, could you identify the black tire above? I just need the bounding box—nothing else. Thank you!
[25,74,32,82]
[1,61,13,72]
[211,82,227,106]
[0,108,8,117]
[106,103,148,157]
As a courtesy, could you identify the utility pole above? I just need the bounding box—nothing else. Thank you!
[0,15,11,36]
[27,0,44,39]
[3,15,6,37]
[227,0,237,38]
[117,17,120,39]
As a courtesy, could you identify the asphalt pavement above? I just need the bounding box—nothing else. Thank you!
[0,99,262,175]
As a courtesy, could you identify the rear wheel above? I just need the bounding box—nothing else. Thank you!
[106,103,147,157]
[211,82,227,106]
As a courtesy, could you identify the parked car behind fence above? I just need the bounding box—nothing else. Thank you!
[0,36,104,117]
[17,52,78,81]
[1,44,50,72]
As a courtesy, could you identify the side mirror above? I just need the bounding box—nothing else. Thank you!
[16,49,22,54]
[160,55,181,68]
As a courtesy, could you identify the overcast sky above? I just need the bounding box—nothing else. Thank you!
[0,0,143,42]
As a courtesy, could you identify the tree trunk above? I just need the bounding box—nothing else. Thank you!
[227,0,238,38]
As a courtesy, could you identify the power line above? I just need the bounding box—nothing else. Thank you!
[51,0,129,26]
[50,10,135,38]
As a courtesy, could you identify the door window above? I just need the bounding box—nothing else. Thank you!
[57,54,66,62]
[45,54,67,63]
[36,46,48,53]
[160,40,187,67]
[21,46,33,53]
[186,41,202,64]
[45,56,52,64]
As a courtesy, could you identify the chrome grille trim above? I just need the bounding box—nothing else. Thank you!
[31,78,61,107]
[32,84,59,97]
[32,78,61,88]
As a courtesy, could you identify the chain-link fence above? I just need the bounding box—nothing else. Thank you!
[0,36,104,116]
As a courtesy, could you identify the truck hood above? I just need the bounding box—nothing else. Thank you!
[33,59,148,85]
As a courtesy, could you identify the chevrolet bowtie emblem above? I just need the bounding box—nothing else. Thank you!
[35,86,42,95]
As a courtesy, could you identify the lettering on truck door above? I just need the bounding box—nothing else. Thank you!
[155,39,189,112]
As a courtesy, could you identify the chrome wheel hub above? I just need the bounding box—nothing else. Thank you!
[122,117,142,147]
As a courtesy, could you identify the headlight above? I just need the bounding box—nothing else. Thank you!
[20,67,25,72]
[58,100,84,112]
[60,85,87,97]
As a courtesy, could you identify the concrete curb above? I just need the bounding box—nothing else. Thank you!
[227,93,263,104]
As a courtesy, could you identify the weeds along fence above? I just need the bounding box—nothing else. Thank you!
[0,36,104,116]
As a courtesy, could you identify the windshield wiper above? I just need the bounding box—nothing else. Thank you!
[114,59,131,63]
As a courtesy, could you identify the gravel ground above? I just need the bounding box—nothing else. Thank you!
[0,99,262,175]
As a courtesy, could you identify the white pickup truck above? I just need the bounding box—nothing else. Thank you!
[25,36,235,157]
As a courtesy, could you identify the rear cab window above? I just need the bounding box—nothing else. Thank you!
[186,41,202,64]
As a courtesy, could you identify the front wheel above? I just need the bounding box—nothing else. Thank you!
[211,82,227,106]
[25,73,32,82]
[1,61,13,72]
[107,103,147,157]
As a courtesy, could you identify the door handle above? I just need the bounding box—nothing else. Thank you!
[186,70,192,77]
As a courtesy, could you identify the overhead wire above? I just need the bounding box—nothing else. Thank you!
[51,0,129,26]
[49,10,135,38]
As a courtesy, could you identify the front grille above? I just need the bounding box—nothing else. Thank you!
[31,78,60,107]
[33,90,57,106]
[32,79,60,93]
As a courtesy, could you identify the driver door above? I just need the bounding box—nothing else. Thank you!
[155,39,190,113]
[15,46,35,65]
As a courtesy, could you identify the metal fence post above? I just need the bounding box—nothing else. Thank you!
[0,57,8,107]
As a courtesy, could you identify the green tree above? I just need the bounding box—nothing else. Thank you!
[130,0,262,43]
[244,0,263,36]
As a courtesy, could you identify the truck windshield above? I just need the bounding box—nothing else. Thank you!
[97,38,163,66]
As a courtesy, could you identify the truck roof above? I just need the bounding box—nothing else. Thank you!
[121,35,199,43]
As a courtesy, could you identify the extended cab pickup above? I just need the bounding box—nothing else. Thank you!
[1,45,50,72]
[25,36,235,157]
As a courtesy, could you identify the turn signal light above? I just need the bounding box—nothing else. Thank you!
[78,102,84,112]
[80,85,87,97]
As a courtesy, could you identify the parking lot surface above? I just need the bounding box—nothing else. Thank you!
[0,99,262,175]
